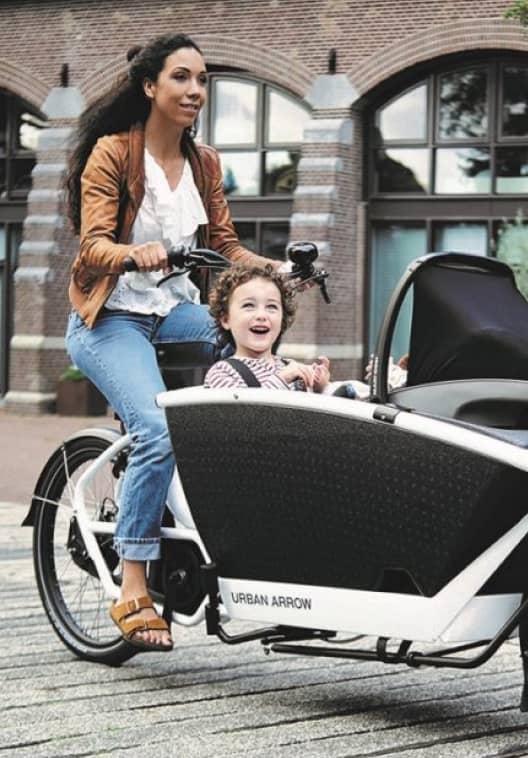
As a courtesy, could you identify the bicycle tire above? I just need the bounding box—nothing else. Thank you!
[33,433,137,666]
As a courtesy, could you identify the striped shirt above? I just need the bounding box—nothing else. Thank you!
[204,356,297,390]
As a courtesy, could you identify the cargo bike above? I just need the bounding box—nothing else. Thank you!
[23,244,528,710]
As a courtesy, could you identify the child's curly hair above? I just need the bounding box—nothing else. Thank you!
[209,264,297,350]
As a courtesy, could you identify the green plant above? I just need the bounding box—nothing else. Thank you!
[504,0,528,26]
[496,209,528,299]
[59,364,85,382]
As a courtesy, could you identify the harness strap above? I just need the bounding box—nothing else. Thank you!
[225,358,262,387]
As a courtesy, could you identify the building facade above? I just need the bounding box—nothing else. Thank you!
[1,0,527,411]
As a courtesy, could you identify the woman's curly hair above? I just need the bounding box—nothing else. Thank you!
[209,264,297,350]
[65,33,202,234]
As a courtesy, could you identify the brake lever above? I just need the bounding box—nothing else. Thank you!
[183,252,229,269]
[318,273,331,304]
[287,267,331,303]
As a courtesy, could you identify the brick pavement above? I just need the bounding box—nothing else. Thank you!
[2,410,528,756]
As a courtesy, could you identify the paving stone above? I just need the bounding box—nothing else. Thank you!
[2,412,528,756]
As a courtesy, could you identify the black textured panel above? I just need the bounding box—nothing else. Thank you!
[408,265,528,385]
[166,402,528,596]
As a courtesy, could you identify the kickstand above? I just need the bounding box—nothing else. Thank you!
[520,592,528,712]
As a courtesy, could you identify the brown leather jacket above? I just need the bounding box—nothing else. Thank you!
[70,123,270,328]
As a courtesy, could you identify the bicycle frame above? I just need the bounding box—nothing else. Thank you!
[72,429,212,626]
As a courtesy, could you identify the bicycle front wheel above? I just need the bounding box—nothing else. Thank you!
[33,433,136,665]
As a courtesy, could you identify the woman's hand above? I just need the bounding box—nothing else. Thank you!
[312,355,330,393]
[278,360,315,390]
[126,242,169,273]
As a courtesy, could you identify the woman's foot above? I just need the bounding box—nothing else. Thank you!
[110,594,173,651]
[115,560,173,650]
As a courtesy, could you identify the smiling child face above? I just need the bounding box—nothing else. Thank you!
[220,277,283,360]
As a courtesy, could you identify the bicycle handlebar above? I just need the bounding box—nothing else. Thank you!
[122,240,330,302]
[123,244,231,272]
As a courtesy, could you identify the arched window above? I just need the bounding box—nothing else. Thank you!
[198,74,311,259]
[367,57,528,358]
[0,90,46,394]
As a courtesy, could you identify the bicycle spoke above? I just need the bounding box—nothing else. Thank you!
[61,446,76,505]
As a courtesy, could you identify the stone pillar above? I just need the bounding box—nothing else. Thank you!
[4,86,84,413]
[282,73,364,380]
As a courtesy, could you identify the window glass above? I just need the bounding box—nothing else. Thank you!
[377,84,427,141]
[262,222,289,260]
[0,161,6,200]
[502,67,528,137]
[496,146,528,193]
[369,59,528,353]
[9,223,22,272]
[438,68,488,139]
[433,222,488,254]
[0,225,5,262]
[435,147,491,193]
[376,148,429,193]
[0,93,7,153]
[267,90,310,144]
[10,157,35,195]
[206,76,308,201]
[233,221,257,251]
[213,79,258,145]
[219,152,259,196]
[264,150,299,194]
[370,224,426,357]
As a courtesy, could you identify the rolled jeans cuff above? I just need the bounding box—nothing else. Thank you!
[114,537,161,562]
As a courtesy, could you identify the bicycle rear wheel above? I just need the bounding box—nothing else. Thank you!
[33,433,136,665]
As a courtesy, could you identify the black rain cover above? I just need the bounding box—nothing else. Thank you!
[407,262,528,386]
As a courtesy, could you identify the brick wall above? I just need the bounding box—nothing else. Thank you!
[0,1,515,92]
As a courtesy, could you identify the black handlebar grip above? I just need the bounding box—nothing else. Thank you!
[122,244,187,272]
[122,256,137,272]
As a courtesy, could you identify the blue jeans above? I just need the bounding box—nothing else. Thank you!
[65,303,217,560]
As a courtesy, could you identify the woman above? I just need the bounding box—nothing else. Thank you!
[65,34,278,651]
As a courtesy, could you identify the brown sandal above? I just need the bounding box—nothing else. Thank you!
[109,595,173,651]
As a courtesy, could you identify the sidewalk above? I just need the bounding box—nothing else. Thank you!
[2,411,528,756]
[0,409,119,506]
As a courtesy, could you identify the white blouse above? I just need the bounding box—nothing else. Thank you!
[105,149,209,316]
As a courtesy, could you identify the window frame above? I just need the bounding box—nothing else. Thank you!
[368,57,528,202]
[365,54,528,357]
[199,70,310,259]
[0,89,45,203]
[200,71,310,201]
[0,90,44,396]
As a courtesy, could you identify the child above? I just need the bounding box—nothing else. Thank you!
[204,264,332,392]
[204,263,405,397]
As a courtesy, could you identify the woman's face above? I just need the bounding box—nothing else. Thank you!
[144,47,207,128]
[221,277,284,360]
